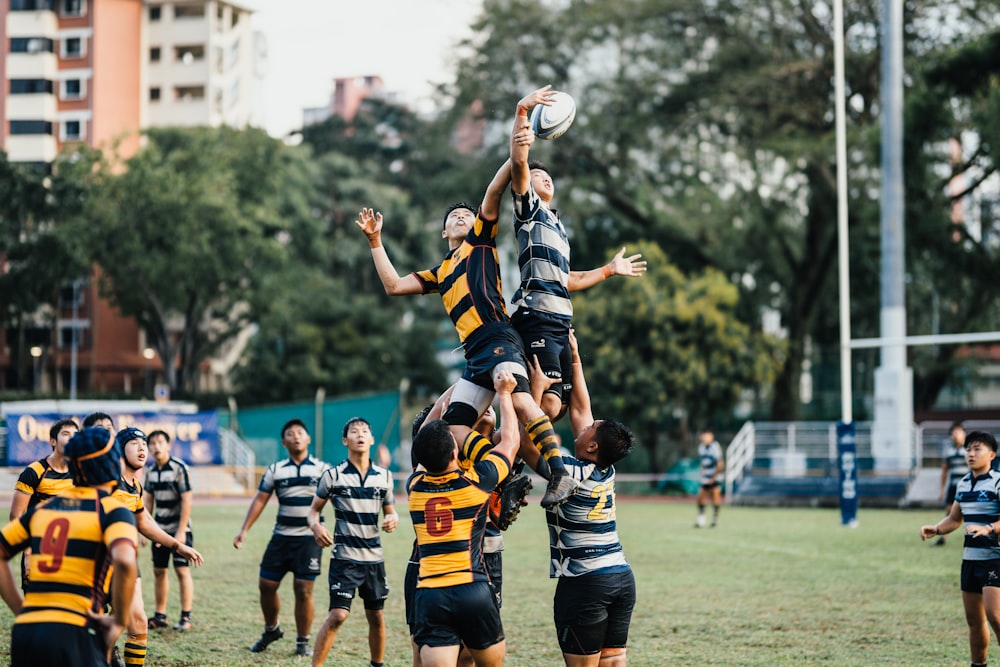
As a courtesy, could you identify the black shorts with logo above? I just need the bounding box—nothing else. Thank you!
[259,534,322,582]
[961,559,1000,593]
[511,310,573,402]
[413,581,503,651]
[327,559,388,611]
[553,569,636,655]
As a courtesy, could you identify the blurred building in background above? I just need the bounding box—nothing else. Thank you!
[0,0,264,395]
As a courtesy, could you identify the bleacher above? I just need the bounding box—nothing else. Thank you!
[724,420,996,508]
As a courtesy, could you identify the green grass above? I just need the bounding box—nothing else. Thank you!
[0,499,984,666]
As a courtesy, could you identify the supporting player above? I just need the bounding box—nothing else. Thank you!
[509,85,646,423]
[306,417,398,667]
[355,93,574,508]
[9,417,79,590]
[234,418,331,657]
[143,430,196,630]
[408,370,522,667]
[0,426,138,667]
[110,427,204,667]
[694,428,724,528]
[921,431,1000,667]
[546,329,636,667]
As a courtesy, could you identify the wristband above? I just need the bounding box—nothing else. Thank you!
[602,265,612,279]
[516,106,529,117]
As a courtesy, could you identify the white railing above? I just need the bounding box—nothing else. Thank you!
[219,426,256,491]
[724,421,755,502]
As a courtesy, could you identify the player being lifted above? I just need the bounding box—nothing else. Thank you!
[509,85,646,423]
[355,89,576,508]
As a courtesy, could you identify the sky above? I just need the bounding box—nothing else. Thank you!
[245,0,484,137]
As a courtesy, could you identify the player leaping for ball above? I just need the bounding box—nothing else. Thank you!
[355,89,575,508]
[510,85,647,423]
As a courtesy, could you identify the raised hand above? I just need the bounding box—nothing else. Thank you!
[608,247,647,278]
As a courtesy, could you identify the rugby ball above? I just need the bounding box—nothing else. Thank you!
[530,91,576,140]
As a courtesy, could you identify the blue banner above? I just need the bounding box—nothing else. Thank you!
[6,411,220,467]
[837,421,858,526]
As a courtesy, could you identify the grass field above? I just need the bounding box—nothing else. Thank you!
[0,498,986,666]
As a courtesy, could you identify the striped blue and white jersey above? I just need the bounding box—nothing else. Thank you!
[315,460,394,564]
[259,456,331,538]
[942,444,969,489]
[699,441,723,484]
[145,457,192,534]
[511,183,572,320]
[546,455,630,578]
[957,469,1000,561]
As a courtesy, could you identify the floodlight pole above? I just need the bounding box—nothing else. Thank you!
[871,0,912,472]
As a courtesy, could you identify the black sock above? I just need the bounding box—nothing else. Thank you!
[179,610,191,620]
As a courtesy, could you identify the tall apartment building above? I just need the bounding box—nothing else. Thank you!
[1,0,261,396]
[302,75,386,127]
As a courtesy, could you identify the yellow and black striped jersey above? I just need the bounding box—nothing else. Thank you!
[14,458,73,510]
[407,444,510,589]
[0,486,137,627]
[413,208,509,344]
[112,477,144,514]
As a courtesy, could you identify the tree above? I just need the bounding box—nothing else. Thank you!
[63,127,306,397]
[0,153,88,389]
[443,0,1000,420]
[572,242,780,474]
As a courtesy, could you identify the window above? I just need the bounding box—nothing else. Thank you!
[62,120,82,141]
[62,79,83,99]
[149,87,161,102]
[60,0,84,16]
[175,44,205,63]
[10,37,55,53]
[150,47,161,62]
[9,120,54,136]
[62,36,83,58]
[10,79,54,94]
[148,5,161,21]
[175,85,205,101]
[174,4,205,18]
[11,0,56,10]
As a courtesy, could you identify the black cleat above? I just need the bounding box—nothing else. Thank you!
[250,626,284,653]
[110,645,125,667]
[541,470,578,508]
[494,473,532,530]
[295,639,312,657]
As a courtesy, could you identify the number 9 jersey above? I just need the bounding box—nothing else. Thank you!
[0,486,138,626]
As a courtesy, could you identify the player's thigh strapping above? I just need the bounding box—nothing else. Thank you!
[553,570,636,655]
[445,323,531,427]
[326,558,388,611]
[412,581,504,651]
[259,535,322,581]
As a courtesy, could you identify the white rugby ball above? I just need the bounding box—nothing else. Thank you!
[530,91,576,140]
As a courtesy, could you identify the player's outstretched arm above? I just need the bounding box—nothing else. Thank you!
[566,329,595,436]
[567,247,648,292]
[480,158,513,221]
[511,86,556,195]
[136,509,203,566]
[356,207,423,295]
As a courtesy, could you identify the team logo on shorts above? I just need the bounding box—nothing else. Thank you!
[531,339,546,348]
[309,558,320,571]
